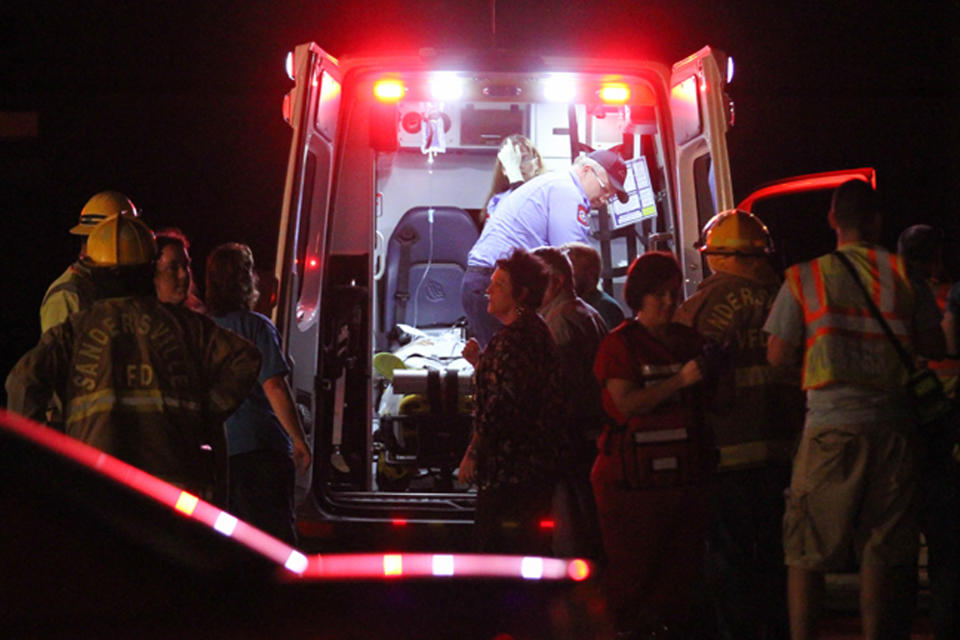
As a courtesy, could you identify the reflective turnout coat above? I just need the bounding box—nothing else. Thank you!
[7,296,261,491]
[676,270,803,469]
[40,261,98,333]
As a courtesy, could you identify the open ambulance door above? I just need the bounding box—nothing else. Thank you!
[275,43,343,503]
[669,46,735,297]
[738,167,876,271]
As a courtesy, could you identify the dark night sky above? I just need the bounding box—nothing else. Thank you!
[2,0,958,385]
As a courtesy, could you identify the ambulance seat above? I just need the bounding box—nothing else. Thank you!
[382,206,478,333]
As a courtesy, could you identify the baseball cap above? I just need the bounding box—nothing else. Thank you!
[586,149,629,203]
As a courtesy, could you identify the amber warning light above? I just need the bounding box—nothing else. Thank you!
[374,79,405,102]
[599,83,630,104]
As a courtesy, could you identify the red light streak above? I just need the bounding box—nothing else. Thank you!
[0,411,598,584]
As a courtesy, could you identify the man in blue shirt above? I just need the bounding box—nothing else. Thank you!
[462,149,628,346]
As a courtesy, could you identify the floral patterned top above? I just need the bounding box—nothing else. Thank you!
[474,308,561,490]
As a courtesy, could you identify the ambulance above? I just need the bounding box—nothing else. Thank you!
[274,42,872,537]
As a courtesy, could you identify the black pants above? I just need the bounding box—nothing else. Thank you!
[706,466,791,640]
[228,449,297,546]
[920,454,960,640]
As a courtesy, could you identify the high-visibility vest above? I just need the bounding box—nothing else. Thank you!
[785,244,915,390]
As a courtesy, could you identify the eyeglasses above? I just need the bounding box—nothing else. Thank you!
[588,166,618,204]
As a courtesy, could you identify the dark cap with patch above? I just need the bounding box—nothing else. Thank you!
[586,149,629,203]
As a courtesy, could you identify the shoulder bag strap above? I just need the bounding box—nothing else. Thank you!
[833,250,915,373]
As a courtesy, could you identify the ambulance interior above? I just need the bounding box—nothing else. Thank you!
[315,68,676,506]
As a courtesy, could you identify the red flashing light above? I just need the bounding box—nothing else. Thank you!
[538,519,555,529]
[391,518,408,526]
[568,559,591,581]
[374,79,405,102]
[308,257,318,268]
[600,83,630,104]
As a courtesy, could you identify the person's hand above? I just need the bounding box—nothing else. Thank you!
[458,447,477,485]
[462,337,482,367]
[292,438,312,475]
[497,142,524,184]
[678,359,703,387]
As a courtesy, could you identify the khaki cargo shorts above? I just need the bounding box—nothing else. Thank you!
[783,422,920,571]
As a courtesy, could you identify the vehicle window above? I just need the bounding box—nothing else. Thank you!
[670,74,701,145]
[315,70,341,141]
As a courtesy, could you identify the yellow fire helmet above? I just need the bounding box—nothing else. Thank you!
[70,190,139,236]
[698,209,773,256]
[84,213,157,267]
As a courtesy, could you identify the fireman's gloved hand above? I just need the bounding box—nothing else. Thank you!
[698,339,733,383]
[498,142,524,184]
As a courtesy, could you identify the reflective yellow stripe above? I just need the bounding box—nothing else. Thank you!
[66,389,201,424]
[718,439,794,469]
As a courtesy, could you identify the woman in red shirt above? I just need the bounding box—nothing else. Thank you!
[591,251,714,636]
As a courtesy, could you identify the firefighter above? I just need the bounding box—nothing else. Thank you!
[40,190,139,333]
[766,180,944,640]
[7,214,262,501]
[675,209,803,639]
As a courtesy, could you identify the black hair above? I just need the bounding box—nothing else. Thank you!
[205,243,260,316]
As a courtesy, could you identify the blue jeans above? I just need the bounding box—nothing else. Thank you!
[460,269,502,348]
[228,449,297,545]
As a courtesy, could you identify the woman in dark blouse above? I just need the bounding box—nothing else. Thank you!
[458,248,561,554]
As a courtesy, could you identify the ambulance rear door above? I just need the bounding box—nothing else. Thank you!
[669,46,735,296]
[738,167,876,270]
[275,42,343,501]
